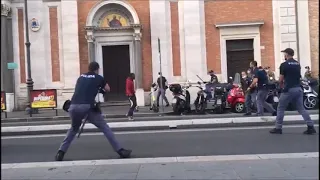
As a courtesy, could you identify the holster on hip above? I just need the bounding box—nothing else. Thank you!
[92,102,102,114]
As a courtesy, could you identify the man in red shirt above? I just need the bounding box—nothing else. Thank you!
[126,73,136,120]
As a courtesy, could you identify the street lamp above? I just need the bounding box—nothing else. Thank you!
[23,0,35,114]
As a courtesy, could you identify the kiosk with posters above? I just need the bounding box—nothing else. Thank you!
[29,89,58,117]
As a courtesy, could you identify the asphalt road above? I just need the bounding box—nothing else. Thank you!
[1,126,318,164]
[2,110,318,127]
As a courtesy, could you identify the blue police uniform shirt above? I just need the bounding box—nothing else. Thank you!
[279,58,301,91]
[71,72,107,105]
[254,68,268,89]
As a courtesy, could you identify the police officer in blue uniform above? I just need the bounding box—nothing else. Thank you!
[269,48,316,134]
[247,63,277,116]
[55,62,132,161]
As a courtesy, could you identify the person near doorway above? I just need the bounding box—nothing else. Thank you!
[243,61,258,115]
[246,64,277,116]
[157,72,170,107]
[241,71,250,92]
[270,48,316,134]
[55,62,132,161]
[208,70,219,83]
[264,66,275,81]
[126,73,137,121]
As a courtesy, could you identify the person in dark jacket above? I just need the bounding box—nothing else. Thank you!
[126,73,136,121]
[208,70,219,83]
[243,61,259,115]
[156,72,169,107]
[241,71,250,91]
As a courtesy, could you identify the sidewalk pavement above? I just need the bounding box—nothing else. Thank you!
[1,114,319,136]
[1,153,318,180]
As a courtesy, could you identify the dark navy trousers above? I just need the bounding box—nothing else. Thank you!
[58,104,121,153]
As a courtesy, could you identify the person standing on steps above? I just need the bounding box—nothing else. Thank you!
[269,48,316,135]
[55,62,132,161]
[156,72,170,107]
[243,61,258,116]
[246,62,277,116]
[126,73,137,121]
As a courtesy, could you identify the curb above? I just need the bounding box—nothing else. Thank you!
[2,152,318,169]
[2,110,318,123]
[1,115,318,136]
[1,112,167,123]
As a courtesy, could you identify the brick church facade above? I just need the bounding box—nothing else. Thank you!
[1,0,318,109]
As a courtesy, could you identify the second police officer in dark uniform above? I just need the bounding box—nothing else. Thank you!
[55,62,132,161]
[247,62,277,116]
[269,48,316,134]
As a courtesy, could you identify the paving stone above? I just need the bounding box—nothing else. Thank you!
[91,164,140,174]
[275,158,319,178]
[87,172,138,180]
[2,167,53,179]
[229,159,293,179]
[47,165,96,179]
[136,163,187,179]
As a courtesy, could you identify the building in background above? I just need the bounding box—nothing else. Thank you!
[308,0,319,77]
[0,0,318,109]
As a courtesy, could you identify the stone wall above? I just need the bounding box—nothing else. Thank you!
[309,0,319,76]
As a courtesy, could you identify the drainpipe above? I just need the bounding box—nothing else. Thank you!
[294,0,300,61]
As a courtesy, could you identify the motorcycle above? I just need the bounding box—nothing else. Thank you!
[149,83,159,112]
[194,81,207,114]
[169,82,192,115]
[265,79,280,110]
[301,79,318,110]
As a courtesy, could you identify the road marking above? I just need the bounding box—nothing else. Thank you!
[1,152,318,170]
[1,124,318,139]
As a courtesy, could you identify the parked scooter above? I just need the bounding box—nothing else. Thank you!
[211,84,228,114]
[149,83,159,112]
[265,78,280,109]
[194,81,207,114]
[301,79,318,110]
[227,82,246,113]
[169,82,192,115]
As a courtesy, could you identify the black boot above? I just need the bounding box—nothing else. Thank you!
[303,126,317,135]
[272,111,277,116]
[269,128,282,134]
[117,148,132,158]
[55,150,65,161]
[243,112,252,116]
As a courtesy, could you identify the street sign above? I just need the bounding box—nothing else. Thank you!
[7,62,18,70]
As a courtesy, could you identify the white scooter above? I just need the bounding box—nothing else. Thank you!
[301,79,318,110]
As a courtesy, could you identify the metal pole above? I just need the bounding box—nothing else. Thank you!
[24,0,34,111]
[158,38,164,113]
[294,0,300,61]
